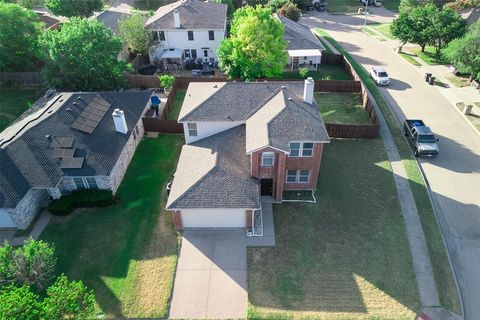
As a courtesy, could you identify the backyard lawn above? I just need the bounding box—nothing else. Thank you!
[41,134,184,318]
[248,139,419,319]
[315,92,370,124]
[167,89,186,120]
[0,87,44,132]
[133,0,171,10]
[282,64,351,81]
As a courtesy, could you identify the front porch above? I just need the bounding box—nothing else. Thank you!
[287,49,322,71]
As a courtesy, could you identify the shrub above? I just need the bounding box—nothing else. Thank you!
[299,67,309,78]
[71,190,115,207]
[278,1,301,22]
[159,75,175,90]
[48,196,74,216]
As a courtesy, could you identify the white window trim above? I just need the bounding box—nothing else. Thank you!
[261,152,274,167]
[187,123,197,136]
[72,177,98,190]
[289,142,314,158]
[285,170,310,183]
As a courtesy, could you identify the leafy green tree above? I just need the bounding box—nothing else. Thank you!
[0,2,41,71]
[0,284,42,320]
[429,7,467,58]
[0,239,56,291]
[390,13,413,49]
[159,74,175,90]
[118,14,149,55]
[45,0,102,17]
[217,6,288,80]
[278,1,300,22]
[38,18,130,91]
[444,20,480,80]
[42,274,95,320]
[267,0,288,11]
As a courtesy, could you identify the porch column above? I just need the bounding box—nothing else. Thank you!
[275,153,286,202]
[246,210,253,229]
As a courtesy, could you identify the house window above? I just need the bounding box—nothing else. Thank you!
[187,123,197,136]
[191,49,197,58]
[304,56,308,60]
[285,170,310,183]
[298,170,310,183]
[188,31,194,41]
[261,152,274,167]
[203,50,208,58]
[286,170,297,183]
[159,31,165,41]
[289,142,313,157]
[208,30,214,40]
[184,49,190,58]
[152,31,159,41]
[73,177,98,190]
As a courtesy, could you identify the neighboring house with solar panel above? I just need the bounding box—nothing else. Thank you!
[144,0,227,68]
[276,15,325,71]
[0,91,153,230]
[166,78,330,231]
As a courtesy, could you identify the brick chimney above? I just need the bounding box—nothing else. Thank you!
[173,9,180,28]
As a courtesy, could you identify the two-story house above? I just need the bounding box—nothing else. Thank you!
[166,78,330,231]
[144,0,227,67]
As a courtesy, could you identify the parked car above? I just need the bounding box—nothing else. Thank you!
[360,0,382,6]
[404,119,439,157]
[308,0,326,11]
[370,66,390,86]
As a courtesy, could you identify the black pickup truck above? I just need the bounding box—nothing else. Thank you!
[403,120,439,157]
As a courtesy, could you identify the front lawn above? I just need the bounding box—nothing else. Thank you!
[409,46,448,65]
[0,87,44,132]
[383,0,400,11]
[282,64,351,81]
[167,89,186,120]
[315,92,371,124]
[248,139,419,319]
[369,23,395,40]
[399,52,421,66]
[326,0,362,13]
[41,134,184,318]
[445,74,471,87]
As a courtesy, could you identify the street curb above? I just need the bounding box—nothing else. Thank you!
[451,103,480,138]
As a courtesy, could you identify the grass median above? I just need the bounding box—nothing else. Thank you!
[315,28,461,314]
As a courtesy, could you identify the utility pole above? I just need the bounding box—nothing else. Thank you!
[364,0,369,26]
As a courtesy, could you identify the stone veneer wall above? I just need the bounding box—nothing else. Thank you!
[6,189,49,229]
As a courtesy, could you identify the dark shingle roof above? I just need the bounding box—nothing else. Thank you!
[96,10,131,34]
[278,15,325,51]
[178,82,307,122]
[145,0,227,30]
[167,125,260,209]
[0,91,151,208]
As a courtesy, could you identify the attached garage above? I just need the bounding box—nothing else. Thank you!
[180,208,246,228]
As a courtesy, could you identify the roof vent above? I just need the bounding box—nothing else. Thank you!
[213,84,217,88]
[288,97,292,101]
[46,134,52,140]
[66,107,72,112]
[227,115,234,121]
[282,85,286,89]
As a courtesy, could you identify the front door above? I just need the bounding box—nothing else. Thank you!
[260,179,273,196]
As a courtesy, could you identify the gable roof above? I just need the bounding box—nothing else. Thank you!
[145,0,227,30]
[245,88,329,153]
[0,91,151,208]
[95,10,131,34]
[277,15,325,51]
[166,125,260,209]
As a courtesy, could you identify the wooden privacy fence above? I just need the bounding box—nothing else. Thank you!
[314,80,361,93]
[325,123,380,138]
[0,72,44,86]
[142,118,183,134]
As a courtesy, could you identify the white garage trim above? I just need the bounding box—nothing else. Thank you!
[181,208,247,228]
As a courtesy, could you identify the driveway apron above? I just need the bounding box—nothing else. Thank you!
[169,229,247,319]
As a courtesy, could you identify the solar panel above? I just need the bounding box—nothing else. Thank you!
[70,95,111,134]
[60,157,84,169]
[50,136,74,148]
[53,148,76,158]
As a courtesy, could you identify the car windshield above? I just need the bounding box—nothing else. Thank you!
[378,72,388,77]
[418,135,436,143]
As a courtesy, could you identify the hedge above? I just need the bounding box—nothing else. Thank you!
[48,190,115,216]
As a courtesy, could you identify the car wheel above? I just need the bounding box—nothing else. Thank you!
[403,130,408,136]
[414,148,419,157]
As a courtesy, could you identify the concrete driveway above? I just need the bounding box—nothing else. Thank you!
[169,230,247,319]
[301,10,480,318]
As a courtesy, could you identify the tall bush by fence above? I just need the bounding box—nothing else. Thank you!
[0,72,44,87]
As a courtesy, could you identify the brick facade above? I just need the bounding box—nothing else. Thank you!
[246,209,253,229]
[173,210,183,230]
[251,143,324,202]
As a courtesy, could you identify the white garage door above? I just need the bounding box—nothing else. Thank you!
[181,208,246,228]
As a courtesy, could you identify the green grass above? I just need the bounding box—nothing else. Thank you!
[445,74,471,88]
[326,0,362,13]
[282,190,314,201]
[317,36,333,53]
[0,87,44,132]
[41,135,184,318]
[249,139,419,320]
[362,26,379,38]
[282,64,351,81]
[456,102,480,132]
[315,28,461,314]
[399,52,421,66]
[369,23,395,40]
[167,89,186,120]
[315,92,371,124]
[410,46,448,65]
[133,0,171,11]
[383,0,400,11]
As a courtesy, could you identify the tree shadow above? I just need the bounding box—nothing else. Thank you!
[387,78,412,91]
